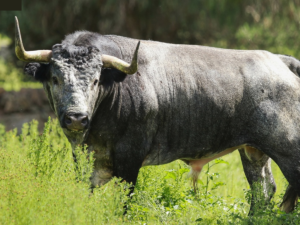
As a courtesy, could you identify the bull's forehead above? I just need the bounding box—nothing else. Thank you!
[51,59,100,84]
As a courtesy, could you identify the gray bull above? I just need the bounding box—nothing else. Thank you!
[15,17,300,214]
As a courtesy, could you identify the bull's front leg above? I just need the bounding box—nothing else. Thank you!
[87,144,114,188]
[113,147,142,188]
[88,140,143,211]
[90,157,114,187]
[85,136,142,191]
[113,144,143,214]
[238,147,276,215]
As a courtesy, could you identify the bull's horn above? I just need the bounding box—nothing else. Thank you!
[102,41,140,74]
[15,16,52,62]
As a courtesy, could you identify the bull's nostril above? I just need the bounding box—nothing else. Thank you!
[81,117,88,125]
[64,113,88,130]
[65,117,72,125]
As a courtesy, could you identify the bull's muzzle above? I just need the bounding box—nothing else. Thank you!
[64,112,89,131]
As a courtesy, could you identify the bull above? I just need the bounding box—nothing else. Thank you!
[14,16,300,214]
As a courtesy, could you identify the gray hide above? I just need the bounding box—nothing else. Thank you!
[26,33,300,214]
[89,36,300,213]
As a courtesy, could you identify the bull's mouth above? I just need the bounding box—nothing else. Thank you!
[67,128,86,133]
[63,126,90,134]
[61,125,89,136]
[62,126,90,146]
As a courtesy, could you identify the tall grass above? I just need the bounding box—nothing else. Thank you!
[0,118,299,224]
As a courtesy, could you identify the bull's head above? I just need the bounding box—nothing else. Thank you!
[15,17,139,144]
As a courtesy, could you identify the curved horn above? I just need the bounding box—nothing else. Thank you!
[15,16,52,62]
[102,41,140,75]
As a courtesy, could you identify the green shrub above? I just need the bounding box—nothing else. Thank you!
[0,118,128,224]
[0,118,298,224]
[0,58,42,91]
[0,33,10,47]
[2,0,300,58]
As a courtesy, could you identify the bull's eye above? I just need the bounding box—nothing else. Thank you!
[52,77,58,85]
[93,79,98,86]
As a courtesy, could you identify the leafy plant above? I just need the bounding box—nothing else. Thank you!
[0,118,298,224]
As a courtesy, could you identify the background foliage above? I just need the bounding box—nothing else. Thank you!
[1,0,300,57]
[1,0,300,87]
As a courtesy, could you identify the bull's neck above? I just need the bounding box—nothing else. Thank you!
[88,35,145,140]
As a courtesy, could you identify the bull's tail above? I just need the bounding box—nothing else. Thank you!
[277,54,300,77]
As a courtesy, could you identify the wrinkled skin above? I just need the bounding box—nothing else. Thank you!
[24,31,300,214]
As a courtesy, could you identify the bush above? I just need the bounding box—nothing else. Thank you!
[0,118,129,224]
[1,0,300,58]
[0,118,299,224]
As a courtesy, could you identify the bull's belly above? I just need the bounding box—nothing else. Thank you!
[141,144,263,170]
[183,146,241,172]
[142,144,266,192]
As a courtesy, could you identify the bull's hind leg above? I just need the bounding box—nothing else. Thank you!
[262,144,300,212]
[272,158,300,213]
[239,146,276,215]
[280,185,299,213]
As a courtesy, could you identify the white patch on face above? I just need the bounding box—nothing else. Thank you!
[50,60,101,118]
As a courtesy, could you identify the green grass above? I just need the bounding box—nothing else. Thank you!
[0,34,42,91]
[0,34,11,48]
[0,58,42,91]
[0,118,299,224]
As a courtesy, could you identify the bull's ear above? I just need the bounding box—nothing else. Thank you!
[100,68,127,85]
[24,63,50,82]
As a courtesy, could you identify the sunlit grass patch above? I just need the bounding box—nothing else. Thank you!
[0,33,11,48]
[0,119,128,224]
[0,32,41,91]
[0,118,298,224]
[0,58,42,91]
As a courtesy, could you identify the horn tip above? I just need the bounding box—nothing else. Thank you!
[133,41,140,56]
